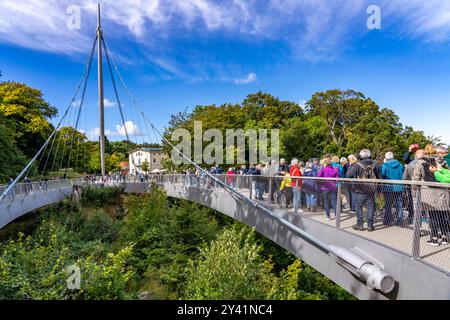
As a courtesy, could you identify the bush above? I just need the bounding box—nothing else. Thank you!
[184,226,301,300]
[120,189,220,295]
[81,186,123,208]
[0,228,134,300]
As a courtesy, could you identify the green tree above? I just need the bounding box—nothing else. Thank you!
[106,152,124,173]
[141,160,149,173]
[164,92,303,167]
[0,114,27,182]
[46,126,88,175]
[184,227,301,300]
[120,190,220,295]
[0,81,57,158]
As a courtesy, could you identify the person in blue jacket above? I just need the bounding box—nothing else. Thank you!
[381,152,405,226]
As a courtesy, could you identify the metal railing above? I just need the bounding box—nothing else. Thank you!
[159,173,450,275]
[0,179,81,201]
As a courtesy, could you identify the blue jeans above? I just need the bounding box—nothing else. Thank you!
[293,188,301,212]
[355,193,375,227]
[306,193,317,208]
[322,190,337,218]
[383,192,404,226]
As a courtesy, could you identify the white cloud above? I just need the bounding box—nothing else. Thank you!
[2,1,450,68]
[103,98,118,108]
[382,1,450,42]
[85,121,142,140]
[116,121,143,137]
[72,99,82,107]
[234,72,257,85]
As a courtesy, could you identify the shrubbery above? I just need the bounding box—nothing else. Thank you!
[184,226,302,300]
[81,186,123,208]
[0,187,354,300]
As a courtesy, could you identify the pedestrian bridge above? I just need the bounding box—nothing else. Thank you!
[1,175,450,300]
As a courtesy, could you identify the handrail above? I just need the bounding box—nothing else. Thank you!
[2,174,449,189]
[141,173,450,189]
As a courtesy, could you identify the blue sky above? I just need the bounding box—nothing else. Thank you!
[1,0,450,144]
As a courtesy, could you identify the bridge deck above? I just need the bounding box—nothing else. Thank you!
[237,189,450,274]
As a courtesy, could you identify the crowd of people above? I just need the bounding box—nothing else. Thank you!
[186,143,450,246]
[3,142,450,247]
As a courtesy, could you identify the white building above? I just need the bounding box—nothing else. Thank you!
[129,148,166,175]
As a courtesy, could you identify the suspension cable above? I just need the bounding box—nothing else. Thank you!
[65,35,97,177]
[101,35,139,172]
[0,36,98,200]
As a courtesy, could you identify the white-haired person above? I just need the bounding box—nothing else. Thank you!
[381,152,405,226]
[290,158,303,213]
[347,149,378,231]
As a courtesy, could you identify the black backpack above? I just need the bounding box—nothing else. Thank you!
[421,158,437,183]
[356,161,377,180]
[355,161,377,192]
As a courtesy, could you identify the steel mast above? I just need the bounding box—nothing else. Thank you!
[97,3,106,176]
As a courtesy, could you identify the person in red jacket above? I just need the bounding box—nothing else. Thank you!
[290,158,303,213]
[226,167,236,189]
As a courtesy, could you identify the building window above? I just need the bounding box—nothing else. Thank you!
[153,158,156,163]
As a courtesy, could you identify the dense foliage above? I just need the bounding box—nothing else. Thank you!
[0,80,436,181]
[164,90,434,168]
[184,227,302,300]
[0,188,354,300]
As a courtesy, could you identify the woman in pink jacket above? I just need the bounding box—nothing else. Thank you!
[317,159,340,220]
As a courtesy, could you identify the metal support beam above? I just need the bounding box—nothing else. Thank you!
[97,3,106,176]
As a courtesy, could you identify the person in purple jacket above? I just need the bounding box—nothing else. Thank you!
[317,159,340,220]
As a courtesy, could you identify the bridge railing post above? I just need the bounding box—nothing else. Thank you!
[249,176,253,200]
[411,186,422,259]
[336,182,342,229]
[267,177,273,207]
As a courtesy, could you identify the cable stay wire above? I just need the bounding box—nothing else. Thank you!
[140,111,332,255]
[0,35,99,201]
[102,37,150,147]
[65,35,97,177]
[36,36,98,181]
[101,35,139,172]
[35,37,97,181]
